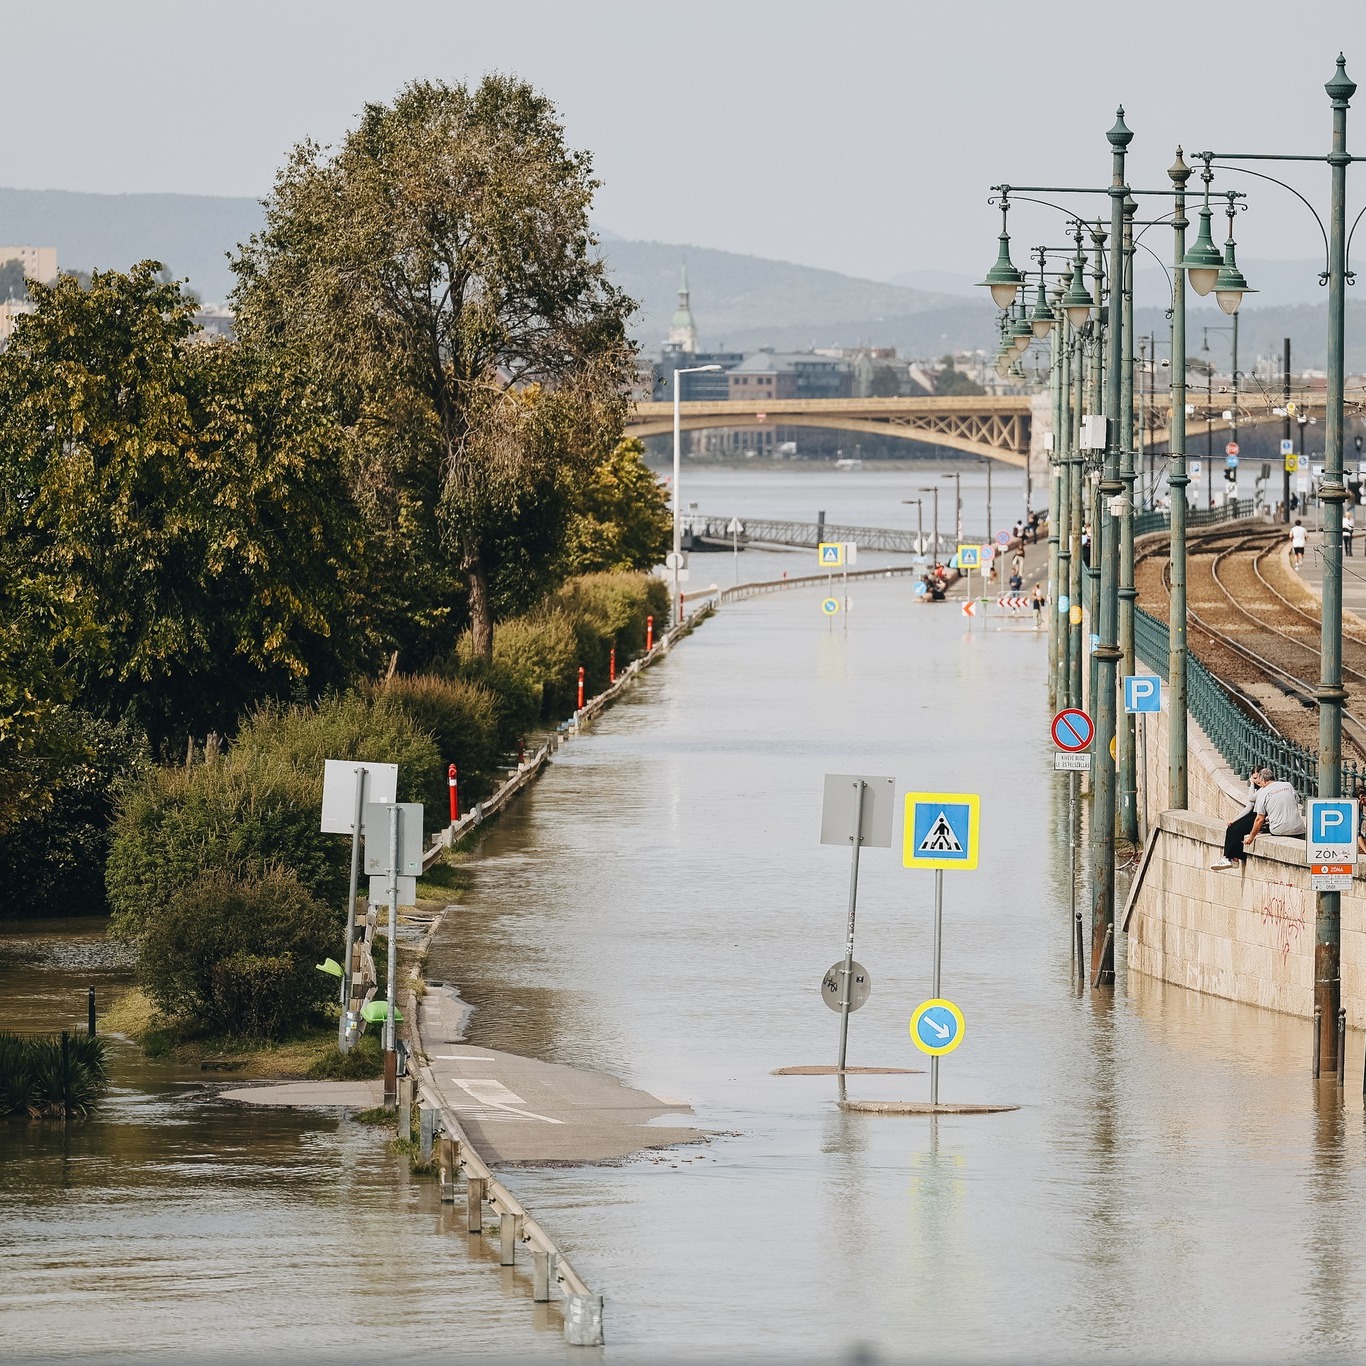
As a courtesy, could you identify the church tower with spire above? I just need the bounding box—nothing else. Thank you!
[667,264,698,353]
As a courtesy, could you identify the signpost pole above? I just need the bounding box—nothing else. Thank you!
[930,869,944,1106]
[338,768,368,1053]
[384,803,400,1104]
[837,780,868,1072]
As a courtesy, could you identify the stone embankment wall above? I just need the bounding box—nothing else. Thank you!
[1127,676,1366,1026]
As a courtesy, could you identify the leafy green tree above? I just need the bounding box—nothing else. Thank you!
[232,75,636,662]
[558,438,672,576]
[0,264,370,750]
[935,355,986,397]
[869,365,903,398]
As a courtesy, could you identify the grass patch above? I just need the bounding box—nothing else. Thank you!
[102,987,376,1079]
[414,856,470,902]
[354,1105,396,1125]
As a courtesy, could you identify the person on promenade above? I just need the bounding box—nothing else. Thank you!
[1345,507,1355,557]
[1357,789,1366,855]
[1030,582,1046,630]
[1291,519,1307,569]
[1211,767,1305,869]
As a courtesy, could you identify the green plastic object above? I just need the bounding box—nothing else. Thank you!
[315,958,343,978]
[361,999,403,1024]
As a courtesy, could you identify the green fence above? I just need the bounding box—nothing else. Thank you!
[1132,498,1252,540]
[1133,605,1364,796]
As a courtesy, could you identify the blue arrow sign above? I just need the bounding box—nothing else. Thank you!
[910,998,965,1055]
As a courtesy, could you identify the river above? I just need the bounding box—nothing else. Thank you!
[4,461,1364,1361]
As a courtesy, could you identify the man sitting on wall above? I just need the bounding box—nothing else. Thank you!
[1211,768,1306,870]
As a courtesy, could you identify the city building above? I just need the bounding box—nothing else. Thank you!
[0,246,58,286]
[667,265,698,354]
[726,350,852,401]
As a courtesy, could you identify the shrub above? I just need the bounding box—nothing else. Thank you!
[233,692,444,811]
[106,690,444,939]
[551,572,668,691]
[371,674,501,797]
[105,758,344,939]
[0,710,146,917]
[138,869,337,1039]
[0,1032,108,1117]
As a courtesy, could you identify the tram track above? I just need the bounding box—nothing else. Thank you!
[1134,521,1366,762]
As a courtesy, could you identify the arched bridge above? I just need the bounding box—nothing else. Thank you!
[626,395,1033,466]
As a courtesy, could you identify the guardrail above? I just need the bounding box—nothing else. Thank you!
[1132,498,1254,539]
[1133,604,1365,795]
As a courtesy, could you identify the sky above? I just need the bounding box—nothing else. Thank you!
[6,0,1366,283]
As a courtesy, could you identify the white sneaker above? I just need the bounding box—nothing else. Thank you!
[1210,857,1237,870]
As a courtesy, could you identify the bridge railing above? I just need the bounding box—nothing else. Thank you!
[694,515,996,556]
[1133,603,1363,796]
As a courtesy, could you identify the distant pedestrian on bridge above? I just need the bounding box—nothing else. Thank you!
[1290,519,1307,569]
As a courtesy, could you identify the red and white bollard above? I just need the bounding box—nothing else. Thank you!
[577,666,585,710]
[646,615,654,652]
[517,736,526,765]
[448,763,459,823]
[609,646,617,683]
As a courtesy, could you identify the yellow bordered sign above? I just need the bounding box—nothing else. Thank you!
[818,541,844,567]
[902,791,980,871]
[910,998,965,1056]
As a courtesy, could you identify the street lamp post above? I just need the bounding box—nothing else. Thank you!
[919,487,941,561]
[1168,150,1192,810]
[671,364,723,622]
[942,471,963,544]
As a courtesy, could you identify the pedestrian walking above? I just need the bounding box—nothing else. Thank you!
[1030,582,1046,630]
[1345,507,1355,556]
[1290,519,1307,569]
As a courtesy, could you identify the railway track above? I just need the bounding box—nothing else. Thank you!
[1134,522,1366,762]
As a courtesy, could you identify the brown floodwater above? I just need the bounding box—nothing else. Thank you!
[5,472,1366,1359]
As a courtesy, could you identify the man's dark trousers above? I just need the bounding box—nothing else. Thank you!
[1224,809,1256,860]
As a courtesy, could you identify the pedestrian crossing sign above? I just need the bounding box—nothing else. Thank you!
[903,791,980,871]
[818,542,844,567]
[957,545,981,570]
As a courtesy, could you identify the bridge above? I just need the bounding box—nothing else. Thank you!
[626,395,1033,465]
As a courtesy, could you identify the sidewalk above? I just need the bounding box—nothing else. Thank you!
[1288,524,1366,624]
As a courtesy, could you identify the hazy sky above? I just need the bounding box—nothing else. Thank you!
[7,0,1366,282]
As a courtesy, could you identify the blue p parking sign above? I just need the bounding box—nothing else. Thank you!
[1123,675,1161,713]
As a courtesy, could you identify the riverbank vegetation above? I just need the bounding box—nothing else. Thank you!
[0,74,670,1049]
[0,1032,108,1118]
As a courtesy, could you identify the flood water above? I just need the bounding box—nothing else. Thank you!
[5,461,1364,1361]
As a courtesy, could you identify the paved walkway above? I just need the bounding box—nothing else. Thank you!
[220,1079,386,1107]
[1294,522,1366,623]
[418,985,702,1165]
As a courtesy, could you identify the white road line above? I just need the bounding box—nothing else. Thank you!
[449,1078,563,1124]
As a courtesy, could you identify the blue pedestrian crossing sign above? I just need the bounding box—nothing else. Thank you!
[903,791,980,871]
[818,542,844,567]
[910,998,965,1056]
[1123,675,1162,713]
[957,545,981,570]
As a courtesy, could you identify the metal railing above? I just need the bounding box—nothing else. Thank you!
[1133,604,1365,794]
[1132,498,1253,540]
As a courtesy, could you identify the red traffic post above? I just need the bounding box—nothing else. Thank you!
[448,762,459,823]
[517,736,525,765]
[609,646,617,683]
[577,666,585,710]
[646,615,654,652]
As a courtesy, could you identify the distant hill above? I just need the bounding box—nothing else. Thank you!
[0,187,262,302]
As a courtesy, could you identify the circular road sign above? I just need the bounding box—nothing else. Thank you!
[981,544,995,562]
[1226,441,1240,457]
[664,551,685,570]
[910,998,965,1056]
[1052,708,1095,752]
[996,530,1010,546]
[821,597,840,616]
[822,961,871,1013]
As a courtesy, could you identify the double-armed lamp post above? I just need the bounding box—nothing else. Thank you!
[670,364,722,621]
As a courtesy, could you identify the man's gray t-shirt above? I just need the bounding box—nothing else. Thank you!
[1255,781,1305,836]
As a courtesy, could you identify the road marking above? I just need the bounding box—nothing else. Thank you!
[450,1078,563,1124]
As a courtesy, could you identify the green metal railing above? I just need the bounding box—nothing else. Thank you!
[1132,498,1252,540]
[1134,604,1365,795]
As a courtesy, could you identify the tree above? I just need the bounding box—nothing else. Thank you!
[0,264,370,750]
[559,438,672,575]
[232,76,636,661]
[869,365,903,398]
[935,355,986,397]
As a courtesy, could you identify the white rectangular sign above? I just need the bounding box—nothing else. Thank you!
[320,761,398,834]
[364,802,426,877]
[369,875,418,905]
[1055,753,1092,771]
[820,774,895,848]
